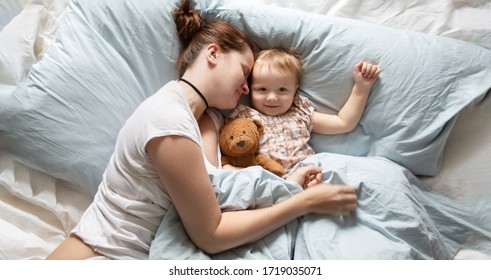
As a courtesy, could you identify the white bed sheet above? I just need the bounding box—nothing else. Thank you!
[0,154,92,259]
[0,0,490,259]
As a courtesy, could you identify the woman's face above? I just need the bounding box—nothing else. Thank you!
[214,48,254,110]
[250,65,298,116]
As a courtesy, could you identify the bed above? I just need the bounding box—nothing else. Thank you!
[1,0,490,260]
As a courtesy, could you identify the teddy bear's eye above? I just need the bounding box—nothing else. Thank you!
[230,136,234,140]
[242,131,246,134]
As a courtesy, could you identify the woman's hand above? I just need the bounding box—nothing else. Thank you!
[288,166,357,216]
[300,183,358,216]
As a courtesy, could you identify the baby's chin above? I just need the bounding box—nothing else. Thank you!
[258,107,286,117]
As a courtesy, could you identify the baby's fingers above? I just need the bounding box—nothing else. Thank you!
[356,61,367,75]
[368,65,381,79]
[305,173,323,188]
[363,64,381,79]
[297,165,322,174]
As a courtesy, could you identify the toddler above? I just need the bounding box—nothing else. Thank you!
[225,49,381,177]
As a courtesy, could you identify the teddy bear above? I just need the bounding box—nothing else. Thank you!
[219,118,285,176]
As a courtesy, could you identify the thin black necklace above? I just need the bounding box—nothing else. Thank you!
[179,78,209,109]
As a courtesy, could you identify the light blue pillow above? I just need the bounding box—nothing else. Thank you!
[0,0,182,195]
[0,0,21,29]
[1,0,490,195]
[201,0,491,176]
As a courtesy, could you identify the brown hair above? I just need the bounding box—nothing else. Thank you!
[172,0,254,77]
[254,49,303,85]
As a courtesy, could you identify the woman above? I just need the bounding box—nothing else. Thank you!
[47,0,357,259]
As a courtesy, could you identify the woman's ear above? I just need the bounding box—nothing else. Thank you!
[206,44,219,65]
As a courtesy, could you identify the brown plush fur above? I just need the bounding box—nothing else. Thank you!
[219,118,285,176]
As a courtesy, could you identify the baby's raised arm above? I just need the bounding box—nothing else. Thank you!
[312,61,381,135]
[354,61,381,90]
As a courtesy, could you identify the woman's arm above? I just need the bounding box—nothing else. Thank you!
[146,136,357,254]
[312,61,381,135]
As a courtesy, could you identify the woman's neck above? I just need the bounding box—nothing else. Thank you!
[178,79,207,120]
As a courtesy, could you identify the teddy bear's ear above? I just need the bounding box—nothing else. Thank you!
[252,119,264,134]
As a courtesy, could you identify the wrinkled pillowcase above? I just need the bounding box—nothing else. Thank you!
[201,0,490,176]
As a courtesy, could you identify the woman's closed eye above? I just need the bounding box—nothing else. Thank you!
[242,65,251,78]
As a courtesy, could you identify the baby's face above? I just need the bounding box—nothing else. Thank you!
[250,65,298,116]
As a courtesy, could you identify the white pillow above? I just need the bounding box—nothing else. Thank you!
[0,0,70,85]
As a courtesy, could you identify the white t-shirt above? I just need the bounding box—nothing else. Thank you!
[72,81,223,259]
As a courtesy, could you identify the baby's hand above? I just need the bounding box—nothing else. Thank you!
[354,61,381,90]
[287,165,323,189]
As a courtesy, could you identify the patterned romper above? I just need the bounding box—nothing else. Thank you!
[227,95,315,175]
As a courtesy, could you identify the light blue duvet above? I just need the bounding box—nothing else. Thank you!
[150,153,491,259]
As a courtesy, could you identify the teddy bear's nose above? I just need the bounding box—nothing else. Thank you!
[237,140,246,148]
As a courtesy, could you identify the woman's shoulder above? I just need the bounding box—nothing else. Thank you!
[126,81,195,132]
[143,81,190,116]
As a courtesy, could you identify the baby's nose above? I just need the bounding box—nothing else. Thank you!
[267,93,278,100]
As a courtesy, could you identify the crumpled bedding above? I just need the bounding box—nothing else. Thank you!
[1,0,491,260]
[0,0,70,85]
[150,167,301,260]
[150,153,491,260]
[263,0,491,50]
[0,154,92,259]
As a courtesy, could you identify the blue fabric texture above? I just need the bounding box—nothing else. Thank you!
[150,153,491,259]
[0,0,490,259]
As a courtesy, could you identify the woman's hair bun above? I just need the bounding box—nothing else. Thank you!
[172,0,203,47]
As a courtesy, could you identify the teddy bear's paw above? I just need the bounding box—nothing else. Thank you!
[256,155,285,176]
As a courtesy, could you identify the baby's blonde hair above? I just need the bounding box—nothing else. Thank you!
[253,49,303,84]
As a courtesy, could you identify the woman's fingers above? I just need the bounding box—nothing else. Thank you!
[304,183,358,215]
